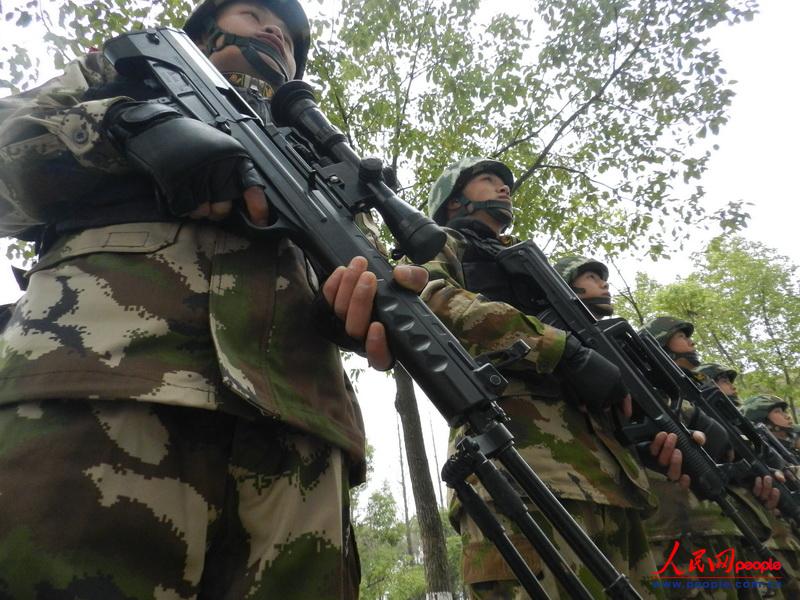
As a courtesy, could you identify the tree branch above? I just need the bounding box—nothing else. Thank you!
[491,88,583,158]
[389,0,432,171]
[513,32,647,192]
[608,256,645,325]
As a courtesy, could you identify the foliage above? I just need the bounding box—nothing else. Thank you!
[1,0,760,257]
[1,0,191,93]
[615,236,800,414]
[309,0,756,258]
[351,475,464,599]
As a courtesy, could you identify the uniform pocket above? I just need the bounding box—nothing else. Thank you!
[27,222,182,275]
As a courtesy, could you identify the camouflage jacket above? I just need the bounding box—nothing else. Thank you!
[422,227,654,509]
[0,53,367,468]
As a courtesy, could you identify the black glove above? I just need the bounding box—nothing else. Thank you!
[105,101,264,216]
[684,404,732,462]
[555,334,628,412]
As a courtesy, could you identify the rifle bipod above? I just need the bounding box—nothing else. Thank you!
[442,408,643,600]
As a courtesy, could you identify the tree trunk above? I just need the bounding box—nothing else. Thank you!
[429,417,445,508]
[397,415,415,557]
[394,365,453,599]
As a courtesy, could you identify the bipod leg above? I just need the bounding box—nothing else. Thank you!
[449,480,550,600]
[443,437,595,600]
[497,444,643,599]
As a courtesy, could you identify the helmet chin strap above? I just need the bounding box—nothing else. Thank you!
[452,196,514,231]
[206,27,289,89]
[578,295,614,317]
[769,422,797,437]
[670,350,701,368]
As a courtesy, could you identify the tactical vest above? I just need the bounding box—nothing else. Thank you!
[452,220,540,314]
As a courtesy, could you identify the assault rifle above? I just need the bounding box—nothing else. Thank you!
[635,336,800,534]
[103,28,642,599]
[494,241,789,580]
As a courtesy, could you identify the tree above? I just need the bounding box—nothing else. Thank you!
[615,236,800,417]
[354,482,416,599]
[306,3,755,595]
[394,366,453,599]
[309,0,755,259]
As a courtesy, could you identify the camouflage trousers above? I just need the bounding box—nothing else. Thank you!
[459,499,665,599]
[0,399,360,599]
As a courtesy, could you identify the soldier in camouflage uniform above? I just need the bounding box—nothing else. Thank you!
[0,1,430,597]
[641,318,784,600]
[415,158,714,599]
[742,396,800,459]
[737,395,800,598]
[696,364,741,406]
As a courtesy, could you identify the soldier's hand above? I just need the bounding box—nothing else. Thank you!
[323,257,428,370]
[189,183,269,226]
[651,430,706,490]
[556,335,628,412]
[105,101,269,225]
[753,474,781,512]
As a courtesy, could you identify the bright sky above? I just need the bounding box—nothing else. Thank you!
[0,0,798,513]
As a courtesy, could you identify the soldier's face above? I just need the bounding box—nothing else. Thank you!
[715,376,737,398]
[667,331,695,354]
[462,172,512,204]
[572,271,611,304]
[448,172,513,234]
[207,2,297,80]
[768,407,792,429]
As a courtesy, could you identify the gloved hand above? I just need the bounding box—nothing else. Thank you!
[555,333,628,412]
[683,404,732,462]
[105,101,267,223]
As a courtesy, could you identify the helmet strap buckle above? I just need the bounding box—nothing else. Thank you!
[205,27,289,88]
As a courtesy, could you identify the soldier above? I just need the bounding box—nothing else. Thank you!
[0,1,428,597]
[642,317,782,600]
[417,157,714,598]
[739,395,800,598]
[696,363,741,406]
[553,255,614,318]
[742,395,800,455]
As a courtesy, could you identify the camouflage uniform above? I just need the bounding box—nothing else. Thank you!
[0,40,367,598]
[422,159,662,599]
[640,319,770,600]
[740,396,800,598]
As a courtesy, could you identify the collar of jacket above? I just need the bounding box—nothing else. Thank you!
[447,217,497,239]
[223,71,276,100]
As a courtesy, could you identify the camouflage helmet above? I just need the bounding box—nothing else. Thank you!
[695,363,737,383]
[741,395,789,423]
[183,0,311,78]
[554,255,609,285]
[427,157,514,225]
[641,316,694,347]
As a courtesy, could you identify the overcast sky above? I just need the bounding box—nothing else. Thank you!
[0,1,798,513]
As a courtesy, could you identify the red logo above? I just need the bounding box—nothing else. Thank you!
[653,540,782,578]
